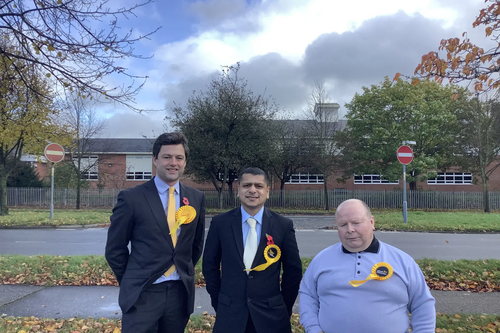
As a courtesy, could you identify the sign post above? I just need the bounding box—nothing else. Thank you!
[44,143,65,219]
[397,144,414,224]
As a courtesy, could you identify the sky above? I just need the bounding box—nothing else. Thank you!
[95,0,491,138]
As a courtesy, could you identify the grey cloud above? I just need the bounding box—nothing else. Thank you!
[238,53,306,111]
[187,0,262,33]
[163,9,487,123]
[162,53,306,116]
[302,11,458,86]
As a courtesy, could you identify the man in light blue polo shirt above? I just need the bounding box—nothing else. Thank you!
[299,199,435,333]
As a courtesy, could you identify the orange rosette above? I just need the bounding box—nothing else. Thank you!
[169,205,197,235]
[349,262,393,287]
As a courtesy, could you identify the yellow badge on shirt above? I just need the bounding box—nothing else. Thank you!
[245,234,281,272]
[349,262,393,287]
[170,205,196,235]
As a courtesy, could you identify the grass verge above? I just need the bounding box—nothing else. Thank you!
[1,209,499,233]
[0,313,499,332]
[1,255,499,292]
[373,210,500,233]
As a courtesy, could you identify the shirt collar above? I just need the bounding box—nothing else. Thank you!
[241,206,265,225]
[342,237,379,254]
[154,176,180,195]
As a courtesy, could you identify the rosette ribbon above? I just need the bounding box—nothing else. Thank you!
[170,205,196,235]
[349,262,393,287]
[245,234,281,272]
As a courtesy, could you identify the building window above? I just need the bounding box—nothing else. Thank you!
[427,172,472,185]
[126,155,152,181]
[354,174,398,184]
[73,156,98,180]
[286,173,324,184]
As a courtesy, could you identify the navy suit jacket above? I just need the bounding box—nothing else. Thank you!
[105,178,205,314]
[202,207,302,333]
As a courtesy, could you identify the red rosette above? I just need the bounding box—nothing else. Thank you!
[183,197,189,205]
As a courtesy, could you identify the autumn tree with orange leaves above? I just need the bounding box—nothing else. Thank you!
[403,0,500,213]
[411,0,500,92]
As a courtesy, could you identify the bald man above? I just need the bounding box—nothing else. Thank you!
[299,199,435,333]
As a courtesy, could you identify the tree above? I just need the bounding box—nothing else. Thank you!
[172,64,279,208]
[303,81,344,211]
[57,94,107,208]
[53,162,89,190]
[0,55,71,215]
[456,95,500,212]
[7,159,44,187]
[341,77,469,191]
[0,0,159,111]
[267,118,313,206]
[410,0,500,93]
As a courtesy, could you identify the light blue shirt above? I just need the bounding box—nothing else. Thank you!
[154,176,181,282]
[299,241,436,333]
[241,206,264,247]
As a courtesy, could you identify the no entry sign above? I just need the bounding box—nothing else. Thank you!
[397,145,413,164]
[44,143,65,163]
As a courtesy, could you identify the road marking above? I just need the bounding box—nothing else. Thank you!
[15,241,47,243]
[56,229,76,231]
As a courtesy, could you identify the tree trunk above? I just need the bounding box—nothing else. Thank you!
[409,181,417,191]
[218,188,223,209]
[482,177,490,213]
[76,179,81,209]
[0,171,8,216]
[279,179,286,207]
[228,181,234,207]
[323,176,329,211]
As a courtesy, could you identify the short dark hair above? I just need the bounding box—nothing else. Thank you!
[238,167,270,186]
[152,132,190,159]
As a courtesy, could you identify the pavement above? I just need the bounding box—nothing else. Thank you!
[1,284,500,319]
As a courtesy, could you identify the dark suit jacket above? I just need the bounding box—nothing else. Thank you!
[202,207,302,333]
[105,178,205,314]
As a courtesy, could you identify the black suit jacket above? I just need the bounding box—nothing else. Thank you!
[105,178,205,314]
[202,207,302,333]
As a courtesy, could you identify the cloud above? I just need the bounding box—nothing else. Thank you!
[103,110,167,138]
[98,0,495,137]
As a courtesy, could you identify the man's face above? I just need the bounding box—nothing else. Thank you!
[152,144,186,186]
[336,201,375,252]
[237,174,270,215]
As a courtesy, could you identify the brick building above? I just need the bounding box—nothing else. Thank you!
[34,138,500,192]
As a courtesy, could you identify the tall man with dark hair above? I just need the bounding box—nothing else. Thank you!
[203,167,302,333]
[105,132,206,333]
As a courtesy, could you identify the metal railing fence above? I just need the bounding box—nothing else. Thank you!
[6,187,500,210]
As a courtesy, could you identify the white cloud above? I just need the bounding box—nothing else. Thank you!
[95,0,492,137]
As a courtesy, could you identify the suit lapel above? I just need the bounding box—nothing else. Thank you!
[144,178,174,249]
[177,183,189,245]
[231,208,244,260]
[253,207,273,266]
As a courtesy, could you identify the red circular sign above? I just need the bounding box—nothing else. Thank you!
[44,143,65,163]
[397,145,413,164]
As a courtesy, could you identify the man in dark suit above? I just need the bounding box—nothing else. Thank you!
[105,132,205,333]
[203,167,302,333]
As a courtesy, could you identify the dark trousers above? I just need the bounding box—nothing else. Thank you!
[121,280,189,333]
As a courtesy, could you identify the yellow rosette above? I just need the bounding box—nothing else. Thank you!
[246,244,281,272]
[170,205,196,235]
[349,262,393,287]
